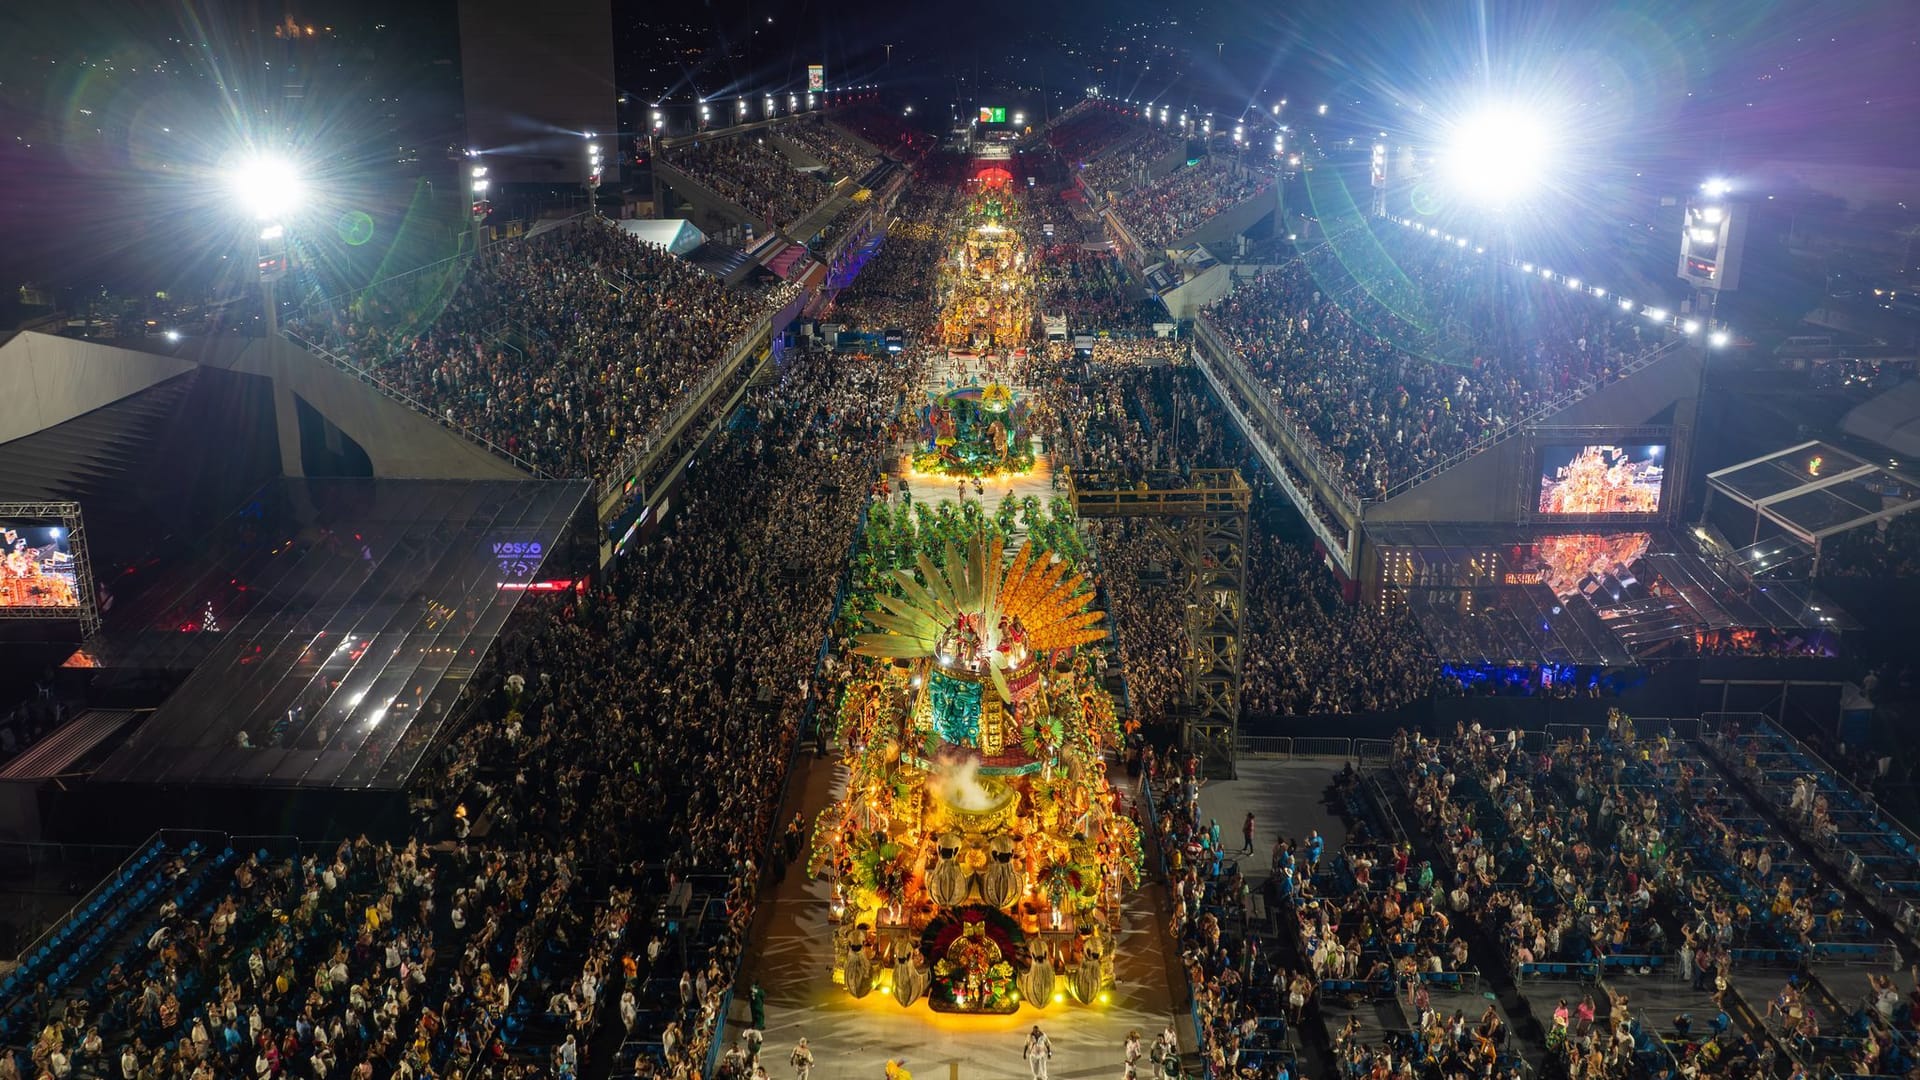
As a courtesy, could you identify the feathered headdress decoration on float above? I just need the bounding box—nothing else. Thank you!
[852,535,1107,703]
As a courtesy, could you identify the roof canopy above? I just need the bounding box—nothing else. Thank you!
[1707,440,1920,544]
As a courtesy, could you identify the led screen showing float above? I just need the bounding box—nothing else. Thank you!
[0,521,81,610]
[1536,444,1667,516]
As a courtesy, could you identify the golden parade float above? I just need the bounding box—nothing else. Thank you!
[811,530,1141,1014]
[938,188,1033,349]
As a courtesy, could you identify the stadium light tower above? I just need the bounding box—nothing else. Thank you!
[584,134,603,212]
[226,152,305,338]
[1436,104,1556,206]
[468,156,491,252]
[1680,177,1747,326]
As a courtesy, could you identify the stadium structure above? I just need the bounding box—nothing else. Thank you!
[0,106,912,843]
[1052,103,1861,691]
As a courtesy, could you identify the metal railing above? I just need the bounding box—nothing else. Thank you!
[1193,316,1367,518]
[1186,338,1354,572]
[1378,337,1690,501]
[1233,736,1358,761]
[281,327,550,478]
[595,315,773,503]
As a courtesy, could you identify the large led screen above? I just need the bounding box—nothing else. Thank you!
[1536,444,1666,516]
[0,522,81,610]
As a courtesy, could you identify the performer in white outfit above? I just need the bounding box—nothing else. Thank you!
[1024,1026,1053,1080]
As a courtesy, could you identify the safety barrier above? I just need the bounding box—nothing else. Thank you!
[1234,736,1358,761]
[282,327,550,478]
[1139,774,1211,1076]
[596,316,777,503]
[1293,737,1353,759]
[1515,961,1598,984]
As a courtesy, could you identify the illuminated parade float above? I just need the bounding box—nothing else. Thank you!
[811,531,1140,1014]
[908,165,1042,481]
[939,170,1032,351]
[914,382,1034,478]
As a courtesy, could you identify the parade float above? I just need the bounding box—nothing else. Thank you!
[812,528,1140,1014]
[913,381,1034,478]
[938,183,1033,349]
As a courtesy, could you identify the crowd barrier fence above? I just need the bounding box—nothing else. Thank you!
[1139,774,1210,1077]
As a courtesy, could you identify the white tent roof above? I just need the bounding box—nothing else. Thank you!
[614,218,706,257]
[1842,378,1920,459]
[1707,439,1920,543]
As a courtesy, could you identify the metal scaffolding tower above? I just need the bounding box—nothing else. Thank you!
[1069,468,1250,778]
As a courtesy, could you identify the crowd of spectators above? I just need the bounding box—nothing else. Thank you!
[780,122,879,181]
[1045,105,1141,167]
[1146,745,1295,1079]
[8,171,960,1080]
[664,137,828,230]
[828,186,955,335]
[290,221,771,481]
[1387,716,1920,1080]
[1117,161,1273,250]
[1025,350,1433,724]
[1242,527,1430,718]
[830,107,935,162]
[1036,247,1160,330]
[1078,129,1182,200]
[1206,223,1669,503]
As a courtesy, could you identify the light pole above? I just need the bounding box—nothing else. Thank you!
[585,134,603,213]
[227,153,303,339]
[468,157,491,252]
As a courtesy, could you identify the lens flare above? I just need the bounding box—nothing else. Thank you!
[1438,105,1556,205]
[227,154,305,221]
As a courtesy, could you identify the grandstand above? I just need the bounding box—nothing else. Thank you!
[1186,713,1920,1080]
[0,142,903,843]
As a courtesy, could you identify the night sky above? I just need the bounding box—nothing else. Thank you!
[1,0,1914,298]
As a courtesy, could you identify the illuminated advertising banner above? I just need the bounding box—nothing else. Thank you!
[808,64,825,92]
[978,106,1007,124]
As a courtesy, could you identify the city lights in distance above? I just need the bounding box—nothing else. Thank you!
[226,153,304,221]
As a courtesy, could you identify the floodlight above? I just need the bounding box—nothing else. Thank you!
[164,329,182,343]
[1618,298,1635,311]
[1701,178,1732,197]
[1645,307,1667,321]
[1566,278,1580,290]
[1682,319,1701,334]
[227,153,305,221]
[1437,104,1556,204]
[1709,330,1730,348]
